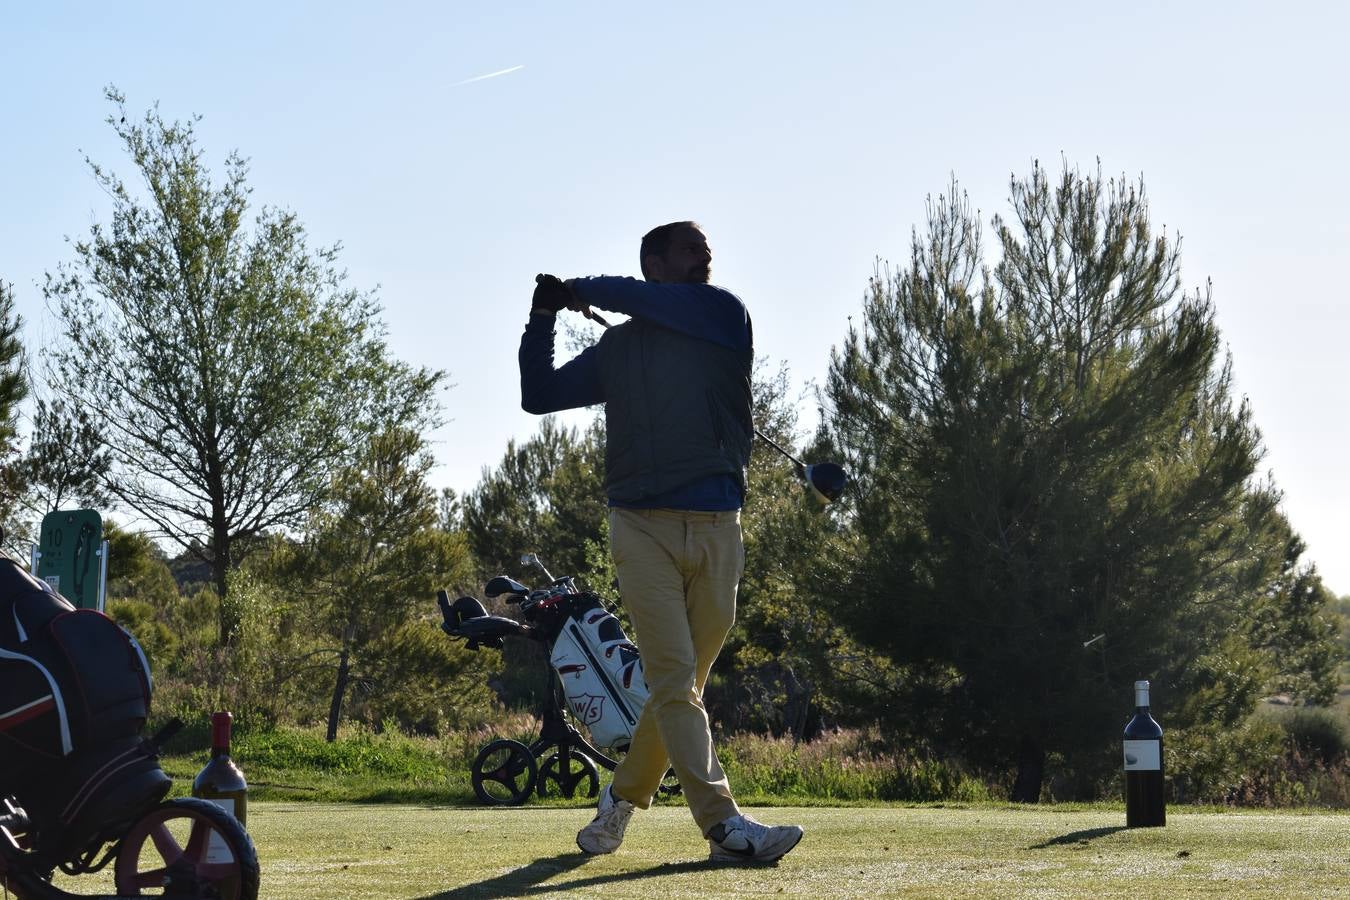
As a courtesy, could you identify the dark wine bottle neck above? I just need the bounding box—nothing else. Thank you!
[209,711,233,755]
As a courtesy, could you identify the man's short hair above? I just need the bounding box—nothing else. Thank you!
[640,221,700,279]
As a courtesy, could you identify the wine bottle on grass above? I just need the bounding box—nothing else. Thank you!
[193,710,249,860]
[1123,680,1165,827]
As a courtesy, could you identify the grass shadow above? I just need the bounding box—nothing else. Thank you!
[1028,826,1127,849]
[414,853,726,899]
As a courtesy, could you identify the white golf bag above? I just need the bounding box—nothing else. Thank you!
[548,594,649,753]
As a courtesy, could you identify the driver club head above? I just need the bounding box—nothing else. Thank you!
[803,462,848,504]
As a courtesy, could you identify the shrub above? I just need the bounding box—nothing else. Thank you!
[1278,707,1349,765]
[238,723,446,780]
[1163,717,1285,804]
[718,728,992,802]
[347,620,498,735]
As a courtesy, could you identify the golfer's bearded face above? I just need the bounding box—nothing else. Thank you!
[658,227,713,284]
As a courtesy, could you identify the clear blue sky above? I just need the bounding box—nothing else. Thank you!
[2,1,1346,592]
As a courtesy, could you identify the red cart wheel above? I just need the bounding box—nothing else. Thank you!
[113,798,259,899]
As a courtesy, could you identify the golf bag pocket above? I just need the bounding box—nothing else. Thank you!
[0,652,72,774]
[549,595,649,752]
[1,556,74,647]
[39,608,153,747]
[1,552,152,801]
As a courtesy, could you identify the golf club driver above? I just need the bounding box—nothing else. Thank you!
[752,430,848,504]
[536,274,850,504]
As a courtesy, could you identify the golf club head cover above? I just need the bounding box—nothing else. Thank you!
[532,273,571,313]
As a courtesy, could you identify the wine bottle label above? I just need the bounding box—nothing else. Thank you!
[1123,739,1161,771]
[204,798,237,863]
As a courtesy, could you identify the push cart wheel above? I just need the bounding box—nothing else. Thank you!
[113,797,259,899]
[471,739,538,805]
[536,750,600,799]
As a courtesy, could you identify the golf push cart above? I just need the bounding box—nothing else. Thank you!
[437,554,678,806]
[0,547,259,900]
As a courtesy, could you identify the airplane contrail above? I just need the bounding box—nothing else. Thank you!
[452,65,525,87]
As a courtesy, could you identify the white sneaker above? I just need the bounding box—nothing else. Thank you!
[576,785,635,854]
[707,813,803,863]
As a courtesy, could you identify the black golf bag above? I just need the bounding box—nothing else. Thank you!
[0,556,169,844]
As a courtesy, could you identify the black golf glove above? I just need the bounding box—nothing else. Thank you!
[532,274,571,314]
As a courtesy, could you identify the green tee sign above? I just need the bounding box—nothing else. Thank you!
[36,508,106,610]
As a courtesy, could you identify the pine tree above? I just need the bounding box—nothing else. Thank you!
[0,281,30,542]
[824,163,1333,800]
[275,428,482,741]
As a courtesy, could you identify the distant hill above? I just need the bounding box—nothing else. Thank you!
[167,549,213,593]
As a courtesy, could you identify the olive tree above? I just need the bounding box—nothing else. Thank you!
[43,90,442,643]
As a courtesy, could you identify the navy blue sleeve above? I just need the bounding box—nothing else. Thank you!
[518,314,605,414]
[569,277,750,351]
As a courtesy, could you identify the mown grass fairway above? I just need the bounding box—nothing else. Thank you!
[66,802,1350,898]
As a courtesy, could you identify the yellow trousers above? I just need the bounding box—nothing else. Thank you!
[607,507,742,834]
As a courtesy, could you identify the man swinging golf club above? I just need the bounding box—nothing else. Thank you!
[519,221,804,864]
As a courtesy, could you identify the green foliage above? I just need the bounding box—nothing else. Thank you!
[141,575,289,731]
[461,416,607,586]
[354,619,498,735]
[105,597,177,669]
[1338,594,1350,677]
[713,361,872,737]
[0,281,29,545]
[17,396,111,517]
[1247,527,1341,704]
[104,519,169,585]
[155,714,547,804]
[0,285,25,445]
[457,417,609,711]
[115,548,317,733]
[42,88,443,642]
[156,719,996,807]
[1276,707,1350,765]
[1187,706,1350,807]
[102,437,493,742]
[235,724,449,780]
[822,162,1332,800]
[271,427,488,739]
[157,722,483,804]
[138,568,332,733]
[719,728,989,802]
[103,521,192,661]
[578,516,619,597]
[1163,716,1285,803]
